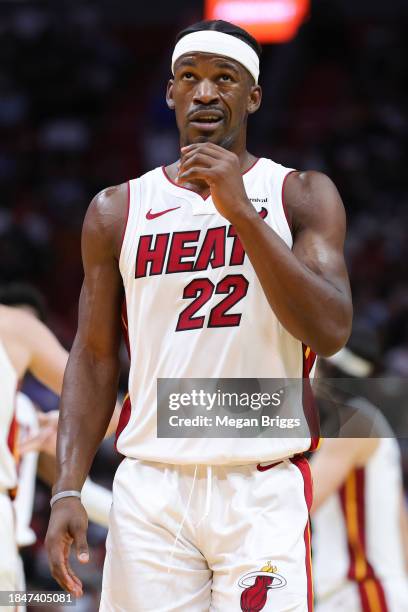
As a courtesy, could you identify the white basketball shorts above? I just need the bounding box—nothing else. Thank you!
[100,456,313,611]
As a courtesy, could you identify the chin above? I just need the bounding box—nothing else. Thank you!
[187,132,226,146]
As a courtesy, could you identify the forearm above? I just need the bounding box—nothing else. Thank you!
[54,341,120,494]
[232,208,351,355]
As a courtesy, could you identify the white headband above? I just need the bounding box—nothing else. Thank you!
[172,30,260,84]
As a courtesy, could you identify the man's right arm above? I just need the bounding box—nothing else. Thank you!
[45,183,127,597]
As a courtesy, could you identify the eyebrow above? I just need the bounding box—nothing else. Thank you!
[212,60,240,74]
[175,56,240,74]
[175,57,197,69]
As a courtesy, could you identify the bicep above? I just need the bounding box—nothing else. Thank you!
[290,172,351,297]
[76,194,124,358]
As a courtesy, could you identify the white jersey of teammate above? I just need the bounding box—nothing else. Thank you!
[117,158,317,464]
[14,392,39,547]
[0,341,18,492]
[0,340,24,609]
[313,435,408,611]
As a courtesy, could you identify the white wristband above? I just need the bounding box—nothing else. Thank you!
[50,490,81,508]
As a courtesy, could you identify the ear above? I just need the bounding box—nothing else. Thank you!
[166,79,175,110]
[247,84,262,115]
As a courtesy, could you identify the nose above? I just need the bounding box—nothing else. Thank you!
[193,78,219,105]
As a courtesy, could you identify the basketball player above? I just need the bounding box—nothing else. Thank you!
[0,283,117,529]
[0,285,116,609]
[311,339,408,611]
[46,20,352,611]
[0,303,67,608]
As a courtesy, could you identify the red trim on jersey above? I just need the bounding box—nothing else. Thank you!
[120,180,131,253]
[302,344,320,452]
[121,297,131,360]
[7,402,19,500]
[256,460,282,472]
[291,456,314,611]
[115,393,132,451]
[7,413,18,457]
[281,170,297,233]
[161,166,210,201]
[242,156,260,176]
[161,158,260,201]
[116,297,132,451]
[339,467,389,611]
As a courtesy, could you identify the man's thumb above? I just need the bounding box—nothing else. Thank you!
[73,526,89,563]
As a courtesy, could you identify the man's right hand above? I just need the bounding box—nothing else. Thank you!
[45,497,89,598]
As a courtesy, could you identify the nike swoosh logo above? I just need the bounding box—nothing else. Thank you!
[146,206,181,220]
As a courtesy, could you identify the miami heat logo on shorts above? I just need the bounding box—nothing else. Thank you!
[238,561,287,612]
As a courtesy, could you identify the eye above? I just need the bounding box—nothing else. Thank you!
[220,74,233,82]
[182,72,194,80]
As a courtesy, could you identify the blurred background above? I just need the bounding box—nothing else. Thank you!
[0,0,407,609]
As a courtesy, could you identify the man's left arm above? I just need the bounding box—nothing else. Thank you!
[179,144,352,356]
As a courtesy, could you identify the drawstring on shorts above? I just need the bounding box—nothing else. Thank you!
[167,465,198,573]
[167,465,213,573]
[196,465,212,527]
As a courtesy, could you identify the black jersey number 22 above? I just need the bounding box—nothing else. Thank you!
[175,274,249,331]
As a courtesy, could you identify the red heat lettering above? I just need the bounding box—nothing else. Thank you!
[135,233,169,278]
[194,226,226,271]
[166,231,200,274]
[228,226,245,266]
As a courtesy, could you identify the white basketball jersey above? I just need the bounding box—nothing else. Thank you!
[117,158,317,464]
[0,341,18,491]
[313,437,408,606]
[14,392,39,547]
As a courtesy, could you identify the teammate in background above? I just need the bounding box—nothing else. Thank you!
[0,284,116,610]
[311,329,408,611]
[14,391,41,549]
[19,408,114,529]
[0,283,116,529]
[0,303,67,609]
[46,19,352,611]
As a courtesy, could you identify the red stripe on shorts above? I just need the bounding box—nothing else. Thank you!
[291,456,314,611]
[339,468,389,611]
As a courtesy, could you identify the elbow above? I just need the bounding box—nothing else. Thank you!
[315,335,349,358]
[311,306,353,358]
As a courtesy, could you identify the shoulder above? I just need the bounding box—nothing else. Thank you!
[0,304,48,350]
[86,182,128,225]
[83,182,128,259]
[285,170,340,201]
[283,170,346,232]
[0,304,37,331]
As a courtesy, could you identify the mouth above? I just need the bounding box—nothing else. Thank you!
[189,111,224,131]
